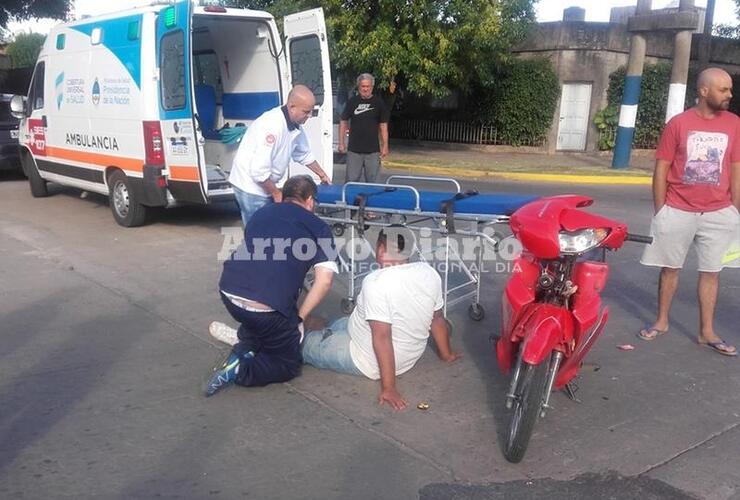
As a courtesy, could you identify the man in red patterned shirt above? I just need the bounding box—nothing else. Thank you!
[639,68,740,356]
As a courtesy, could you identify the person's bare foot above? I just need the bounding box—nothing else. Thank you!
[638,324,669,340]
[697,337,737,356]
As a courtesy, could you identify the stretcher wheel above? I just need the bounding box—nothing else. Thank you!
[468,303,485,321]
[340,298,355,314]
[333,224,345,237]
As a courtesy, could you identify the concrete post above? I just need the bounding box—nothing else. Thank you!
[665,0,695,123]
[698,0,716,70]
[612,0,652,169]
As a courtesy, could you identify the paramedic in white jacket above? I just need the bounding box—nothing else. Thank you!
[228,85,331,226]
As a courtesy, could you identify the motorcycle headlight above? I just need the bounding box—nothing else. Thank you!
[558,228,609,255]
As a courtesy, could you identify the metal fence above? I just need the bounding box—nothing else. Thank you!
[391,118,546,147]
[599,128,659,151]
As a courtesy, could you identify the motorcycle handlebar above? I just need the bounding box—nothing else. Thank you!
[625,233,653,244]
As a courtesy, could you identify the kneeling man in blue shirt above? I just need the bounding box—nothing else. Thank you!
[205,175,338,396]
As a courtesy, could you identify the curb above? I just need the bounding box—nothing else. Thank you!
[383,161,652,186]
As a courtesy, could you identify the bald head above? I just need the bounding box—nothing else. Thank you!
[286,85,316,125]
[697,68,733,112]
[697,68,731,91]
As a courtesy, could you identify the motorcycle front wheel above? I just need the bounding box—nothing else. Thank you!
[504,358,549,463]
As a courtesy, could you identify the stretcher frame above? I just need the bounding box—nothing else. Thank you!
[316,175,515,321]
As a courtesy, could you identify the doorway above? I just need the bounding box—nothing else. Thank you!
[556,83,592,151]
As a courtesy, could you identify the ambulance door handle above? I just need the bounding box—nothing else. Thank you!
[192,114,205,144]
[42,115,47,127]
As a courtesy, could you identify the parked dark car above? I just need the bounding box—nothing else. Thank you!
[0,93,22,173]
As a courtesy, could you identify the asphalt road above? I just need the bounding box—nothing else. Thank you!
[1,166,738,500]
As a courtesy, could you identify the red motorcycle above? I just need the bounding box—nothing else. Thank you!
[496,195,651,463]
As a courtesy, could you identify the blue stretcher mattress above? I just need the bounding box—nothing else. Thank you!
[316,184,538,216]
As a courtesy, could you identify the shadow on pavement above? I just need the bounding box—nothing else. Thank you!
[0,300,151,474]
[454,293,512,460]
[419,471,697,500]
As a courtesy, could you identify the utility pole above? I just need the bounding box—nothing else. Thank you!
[612,0,652,169]
[698,0,716,70]
[665,0,695,123]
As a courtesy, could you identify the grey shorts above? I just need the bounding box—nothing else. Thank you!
[345,151,381,183]
[640,204,740,272]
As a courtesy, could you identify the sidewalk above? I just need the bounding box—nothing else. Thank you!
[383,140,655,185]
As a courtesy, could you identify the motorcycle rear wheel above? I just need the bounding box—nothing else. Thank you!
[504,359,549,463]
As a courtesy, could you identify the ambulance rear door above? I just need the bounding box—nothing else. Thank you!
[283,8,333,181]
[156,0,208,203]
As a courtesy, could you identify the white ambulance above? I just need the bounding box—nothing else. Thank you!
[10,1,332,226]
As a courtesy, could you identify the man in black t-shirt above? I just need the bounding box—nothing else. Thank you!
[339,73,390,183]
[205,176,338,396]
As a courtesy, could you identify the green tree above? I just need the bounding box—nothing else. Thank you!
[1,0,71,30]
[713,23,740,38]
[6,32,46,68]
[230,0,536,97]
[722,0,740,37]
[475,57,560,146]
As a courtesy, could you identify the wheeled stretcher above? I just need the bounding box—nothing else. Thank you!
[315,175,538,320]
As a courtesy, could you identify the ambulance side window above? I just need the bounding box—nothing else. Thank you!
[28,61,45,113]
[289,35,323,106]
[160,30,186,110]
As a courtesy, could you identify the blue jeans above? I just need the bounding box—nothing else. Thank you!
[232,185,272,227]
[302,317,363,376]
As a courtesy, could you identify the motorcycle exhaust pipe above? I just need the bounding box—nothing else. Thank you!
[540,351,563,418]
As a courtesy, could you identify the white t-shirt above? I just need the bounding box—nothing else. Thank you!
[228,106,315,196]
[348,262,444,380]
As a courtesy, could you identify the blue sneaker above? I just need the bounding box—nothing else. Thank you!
[205,351,243,397]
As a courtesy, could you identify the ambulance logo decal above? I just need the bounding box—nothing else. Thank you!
[55,72,64,109]
[92,78,101,106]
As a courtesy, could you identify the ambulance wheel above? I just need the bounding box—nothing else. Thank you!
[469,303,485,321]
[340,298,355,314]
[109,170,148,227]
[23,151,48,198]
[333,224,345,237]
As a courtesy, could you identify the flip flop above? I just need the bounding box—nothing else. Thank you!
[698,340,738,357]
[638,326,669,341]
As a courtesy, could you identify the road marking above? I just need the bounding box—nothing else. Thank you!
[384,162,652,185]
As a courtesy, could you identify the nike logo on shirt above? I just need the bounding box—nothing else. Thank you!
[354,104,374,115]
